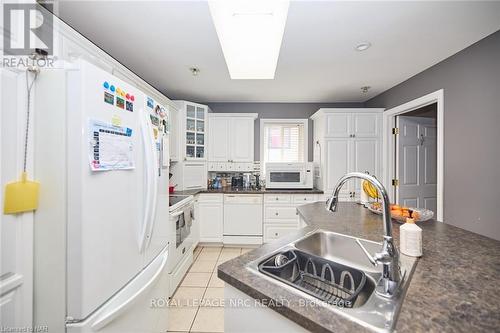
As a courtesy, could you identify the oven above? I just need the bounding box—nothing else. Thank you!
[167,195,194,273]
[265,162,313,189]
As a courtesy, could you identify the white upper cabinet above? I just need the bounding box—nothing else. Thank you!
[319,108,382,138]
[174,101,209,161]
[352,113,380,138]
[208,114,257,163]
[326,113,351,137]
[230,117,254,162]
[208,117,231,161]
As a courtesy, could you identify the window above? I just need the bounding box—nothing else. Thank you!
[260,119,308,171]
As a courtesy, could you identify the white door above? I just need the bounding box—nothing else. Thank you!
[0,68,33,329]
[325,113,350,137]
[208,117,231,161]
[198,203,223,242]
[230,117,254,162]
[351,138,379,198]
[352,113,379,138]
[396,116,437,211]
[325,139,351,199]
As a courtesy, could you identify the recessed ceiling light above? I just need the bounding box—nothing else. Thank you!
[209,0,290,80]
[355,42,371,52]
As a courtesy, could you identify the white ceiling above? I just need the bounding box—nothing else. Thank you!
[54,1,500,103]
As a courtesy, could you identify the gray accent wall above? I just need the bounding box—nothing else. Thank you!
[206,102,363,161]
[366,30,500,240]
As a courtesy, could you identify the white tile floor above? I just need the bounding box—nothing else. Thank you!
[167,245,254,333]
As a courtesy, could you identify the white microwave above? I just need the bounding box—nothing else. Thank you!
[265,162,314,189]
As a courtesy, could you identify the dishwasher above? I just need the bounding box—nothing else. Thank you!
[223,194,263,244]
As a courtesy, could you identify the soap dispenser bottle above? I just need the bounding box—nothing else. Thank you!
[400,217,422,257]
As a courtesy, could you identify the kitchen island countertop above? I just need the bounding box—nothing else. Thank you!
[217,202,500,332]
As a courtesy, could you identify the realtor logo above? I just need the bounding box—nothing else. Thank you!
[3,3,53,55]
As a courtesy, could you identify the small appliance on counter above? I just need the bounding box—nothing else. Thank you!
[265,162,314,189]
[254,174,261,190]
[231,175,244,188]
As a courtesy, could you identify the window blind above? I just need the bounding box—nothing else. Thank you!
[263,122,305,165]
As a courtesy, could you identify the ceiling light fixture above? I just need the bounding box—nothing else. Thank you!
[355,42,371,52]
[208,0,290,80]
[361,86,371,93]
[189,67,200,76]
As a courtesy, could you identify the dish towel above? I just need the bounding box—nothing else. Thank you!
[183,207,192,228]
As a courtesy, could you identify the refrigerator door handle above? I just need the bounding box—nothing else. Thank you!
[144,110,159,251]
[88,248,168,331]
[138,109,157,253]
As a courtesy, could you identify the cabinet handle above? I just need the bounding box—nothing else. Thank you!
[353,134,356,138]
[275,233,279,236]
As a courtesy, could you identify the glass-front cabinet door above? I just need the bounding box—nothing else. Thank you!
[185,103,206,159]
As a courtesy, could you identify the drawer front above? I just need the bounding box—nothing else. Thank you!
[197,193,223,203]
[264,206,297,220]
[263,218,298,226]
[264,224,299,242]
[292,194,317,204]
[264,194,291,204]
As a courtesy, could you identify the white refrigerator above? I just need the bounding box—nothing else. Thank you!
[59,60,170,332]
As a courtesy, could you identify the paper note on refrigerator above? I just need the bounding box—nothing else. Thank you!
[89,120,134,171]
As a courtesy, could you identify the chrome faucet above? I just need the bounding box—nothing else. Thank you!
[326,172,403,298]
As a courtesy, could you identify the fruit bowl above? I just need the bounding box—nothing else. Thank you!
[367,202,434,223]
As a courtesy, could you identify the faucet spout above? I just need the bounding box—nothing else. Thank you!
[326,172,403,298]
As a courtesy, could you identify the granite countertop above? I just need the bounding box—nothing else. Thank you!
[173,188,324,196]
[217,202,500,332]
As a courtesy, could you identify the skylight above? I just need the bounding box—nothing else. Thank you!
[208,0,290,80]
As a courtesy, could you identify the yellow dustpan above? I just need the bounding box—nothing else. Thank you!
[4,171,40,214]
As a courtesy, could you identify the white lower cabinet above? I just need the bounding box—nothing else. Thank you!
[197,194,223,243]
[263,194,319,243]
[263,224,299,242]
[194,193,320,245]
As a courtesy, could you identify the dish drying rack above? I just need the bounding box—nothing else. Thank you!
[258,250,366,308]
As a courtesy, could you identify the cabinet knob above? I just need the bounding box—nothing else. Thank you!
[275,212,279,216]
[353,134,356,138]
[275,197,279,201]
[275,233,278,236]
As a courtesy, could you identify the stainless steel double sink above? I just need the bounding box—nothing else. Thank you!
[248,229,417,332]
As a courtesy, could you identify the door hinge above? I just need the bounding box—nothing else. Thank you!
[392,179,399,187]
[392,127,399,135]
